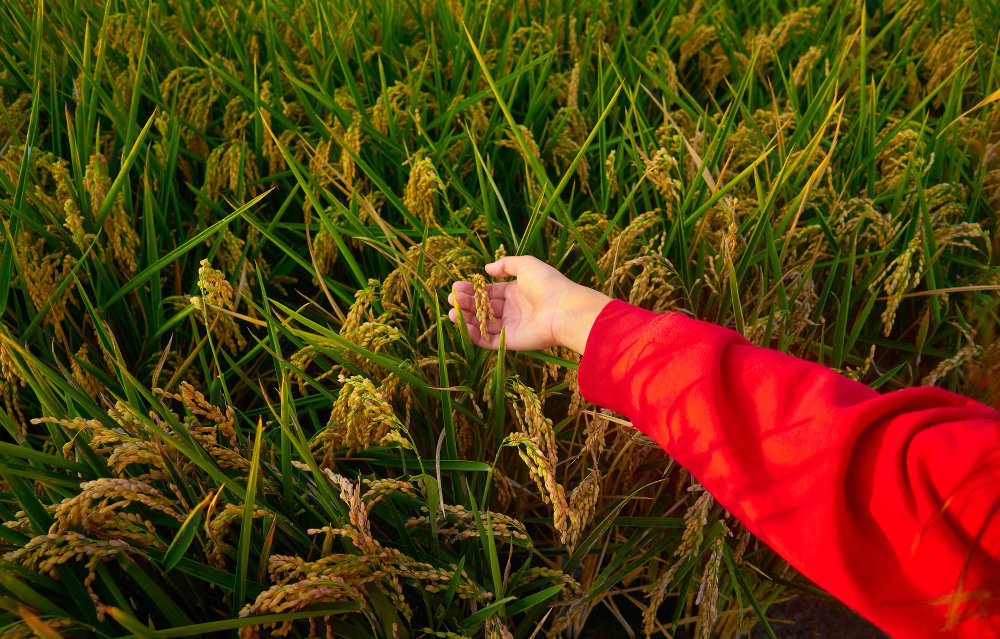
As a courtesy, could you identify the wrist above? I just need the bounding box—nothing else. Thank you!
[552,285,612,355]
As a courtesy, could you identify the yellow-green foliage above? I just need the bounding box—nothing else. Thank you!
[0,0,998,638]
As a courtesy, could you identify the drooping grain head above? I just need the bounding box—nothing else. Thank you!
[471,274,495,336]
[402,151,443,226]
[695,525,730,639]
[197,259,235,310]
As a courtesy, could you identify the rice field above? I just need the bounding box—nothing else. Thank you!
[0,0,998,637]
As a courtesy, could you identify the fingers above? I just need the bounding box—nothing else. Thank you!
[480,332,503,350]
[448,281,507,351]
[452,280,508,299]
[447,306,503,334]
[448,291,504,317]
[452,281,475,296]
[485,257,516,278]
[447,307,504,349]
[485,255,538,279]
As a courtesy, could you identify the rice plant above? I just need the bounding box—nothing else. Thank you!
[0,0,998,637]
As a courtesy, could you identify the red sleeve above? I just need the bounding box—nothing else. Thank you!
[577,300,1000,639]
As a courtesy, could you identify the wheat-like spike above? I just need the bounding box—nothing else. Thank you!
[472,274,495,336]
[402,150,442,225]
[405,504,529,544]
[485,616,514,639]
[696,525,731,639]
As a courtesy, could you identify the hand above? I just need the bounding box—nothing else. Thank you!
[447,255,611,354]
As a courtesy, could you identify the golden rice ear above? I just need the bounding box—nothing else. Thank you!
[402,150,443,225]
[0,337,28,436]
[694,526,731,639]
[507,430,571,548]
[11,226,76,349]
[188,260,250,352]
[471,273,495,336]
[566,469,600,550]
[3,0,996,634]
[314,374,408,464]
[485,616,514,639]
[340,116,363,188]
[362,477,422,511]
[605,149,619,198]
[583,409,611,466]
[405,503,529,546]
[641,148,682,208]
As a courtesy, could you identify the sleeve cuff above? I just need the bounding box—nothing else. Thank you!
[577,299,665,418]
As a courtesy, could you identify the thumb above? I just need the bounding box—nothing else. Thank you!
[485,255,532,279]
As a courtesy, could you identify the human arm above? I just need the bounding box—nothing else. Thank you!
[577,301,1000,639]
[448,258,1000,638]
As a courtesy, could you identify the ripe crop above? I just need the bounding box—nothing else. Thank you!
[0,0,997,637]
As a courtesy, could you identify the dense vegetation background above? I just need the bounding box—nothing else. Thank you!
[0,0,998,637]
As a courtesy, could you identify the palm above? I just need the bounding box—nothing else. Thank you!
[491,282,551,351]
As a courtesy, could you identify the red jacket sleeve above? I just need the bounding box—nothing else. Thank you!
[577,300,1000,639]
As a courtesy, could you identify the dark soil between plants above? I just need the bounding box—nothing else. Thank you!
[576,591,887,638]
[749,594,889,639]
